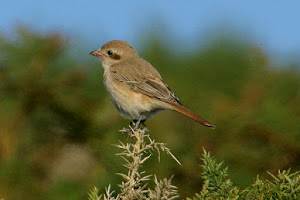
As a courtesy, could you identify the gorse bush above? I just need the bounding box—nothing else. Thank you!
[189,150,300,200]
[88,131,300,200]
[88,127,179,200]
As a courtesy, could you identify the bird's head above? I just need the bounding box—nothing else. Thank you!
[90,40,138,68]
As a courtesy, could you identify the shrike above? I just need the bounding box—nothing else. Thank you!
[90,40,214,129]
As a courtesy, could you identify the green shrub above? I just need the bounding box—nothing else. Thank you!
[189,150,300,200]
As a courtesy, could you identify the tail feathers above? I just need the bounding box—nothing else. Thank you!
[169,104,215,128]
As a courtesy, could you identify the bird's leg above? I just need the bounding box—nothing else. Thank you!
[119,117,146,133]
[132,120,137,127]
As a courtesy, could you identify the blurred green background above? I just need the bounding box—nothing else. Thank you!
[1,3,300,199]
[0,26,299,199]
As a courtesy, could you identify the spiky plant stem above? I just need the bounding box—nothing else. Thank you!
[97,126,179,200]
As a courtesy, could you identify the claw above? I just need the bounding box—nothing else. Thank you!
[120,116,148,134]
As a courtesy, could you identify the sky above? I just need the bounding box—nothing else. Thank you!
[1,1,300,59]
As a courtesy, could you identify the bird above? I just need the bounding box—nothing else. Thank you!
[90,40,215,130]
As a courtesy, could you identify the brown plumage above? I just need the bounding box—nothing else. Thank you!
[90,40,215,128]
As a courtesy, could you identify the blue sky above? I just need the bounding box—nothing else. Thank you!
[1,1,300,58]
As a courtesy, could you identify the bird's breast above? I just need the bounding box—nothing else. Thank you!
[102,71,168,120]
[103,71,143,119]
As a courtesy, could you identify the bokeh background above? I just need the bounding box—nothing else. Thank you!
[1,1,300,199]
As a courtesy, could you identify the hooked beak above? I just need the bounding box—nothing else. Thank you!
[90,50,103,58]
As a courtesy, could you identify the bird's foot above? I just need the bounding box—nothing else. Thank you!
[119,118,148,134]
[132,119,148,132]
[131,119,139,130]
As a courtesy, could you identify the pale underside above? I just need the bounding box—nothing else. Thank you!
[103,57,182,121]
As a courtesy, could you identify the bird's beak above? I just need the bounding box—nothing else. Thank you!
[90,50,103,58]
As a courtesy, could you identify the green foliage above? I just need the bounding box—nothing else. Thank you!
[88,187,102,200]
[197,149,239,199]
[188,149,300,200]
[244,170,300,199]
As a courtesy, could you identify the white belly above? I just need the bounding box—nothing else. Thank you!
[103,72,163,120]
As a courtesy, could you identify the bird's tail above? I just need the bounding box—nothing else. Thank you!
[169,103,215,128]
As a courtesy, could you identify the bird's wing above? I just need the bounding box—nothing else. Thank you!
[111,58,182,105]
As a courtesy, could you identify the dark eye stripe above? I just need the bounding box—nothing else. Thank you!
[110,53,121,60]
[107,50,120,60]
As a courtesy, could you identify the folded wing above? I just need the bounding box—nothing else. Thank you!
[115,73,182,105]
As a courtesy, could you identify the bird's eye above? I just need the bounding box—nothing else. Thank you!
[107,50,113,55]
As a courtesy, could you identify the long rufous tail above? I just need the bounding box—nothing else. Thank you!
[169,104,215,128]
